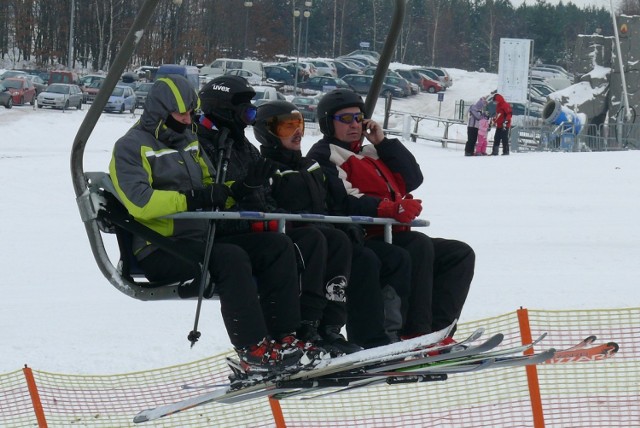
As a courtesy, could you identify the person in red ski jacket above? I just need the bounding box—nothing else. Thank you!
[491,93,512,156]
[307,89,475,341]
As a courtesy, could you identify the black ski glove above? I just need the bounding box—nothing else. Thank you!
[183,184,230,211]
[232,158,278,199]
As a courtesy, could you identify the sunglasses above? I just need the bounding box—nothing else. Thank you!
[237,103,257,125]
[332,112,364,124]
[267,111,305,138]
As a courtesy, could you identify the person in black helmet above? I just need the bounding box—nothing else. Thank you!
[253,100,362,355]
[195,75,332,359]
[307,88,476,343]
[110,75,310,375]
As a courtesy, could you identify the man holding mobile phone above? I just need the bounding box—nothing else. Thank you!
[307,89,475,345]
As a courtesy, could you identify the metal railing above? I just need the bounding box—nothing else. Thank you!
[512,122,640,152]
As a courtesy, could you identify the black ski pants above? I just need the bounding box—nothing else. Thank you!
[138,232,301,349]
[465,126,479,155]
[369,232,475,336]
[287,226,352,327]
[346,240,411,348]
[492,127,510,155]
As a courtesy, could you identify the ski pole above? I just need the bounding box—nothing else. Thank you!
[188,127,233,347]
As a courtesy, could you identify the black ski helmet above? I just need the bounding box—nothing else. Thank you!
[198,75,256,126]
[317,89,365,136]
[253,100,303,148]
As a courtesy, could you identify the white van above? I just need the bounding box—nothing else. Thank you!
[200,58,264,78]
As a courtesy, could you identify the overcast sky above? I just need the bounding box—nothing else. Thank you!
[515,0,615,9]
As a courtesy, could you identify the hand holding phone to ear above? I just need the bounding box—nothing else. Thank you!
[362,119,385,145]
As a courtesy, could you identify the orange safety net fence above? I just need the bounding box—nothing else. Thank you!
[1,307,637,428]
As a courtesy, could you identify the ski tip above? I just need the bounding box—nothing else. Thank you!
[133,412,150,423]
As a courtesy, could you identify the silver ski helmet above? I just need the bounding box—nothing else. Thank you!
[198,75,257,126]
[317,89,365,136]
[254,100,305,148]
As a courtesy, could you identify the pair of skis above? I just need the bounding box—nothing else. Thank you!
[133,324,619,423]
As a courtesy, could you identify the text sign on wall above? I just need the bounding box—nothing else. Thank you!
[498,38,533,103]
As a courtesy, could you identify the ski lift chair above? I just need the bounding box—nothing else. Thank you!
[71,0,408,302]
[81,171,213,300]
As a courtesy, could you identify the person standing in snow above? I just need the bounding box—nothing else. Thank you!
[491,93,512,155]
[475,111,491,156]
[465,97,488,156]
[109,75,313,375]
[307,88,476,342]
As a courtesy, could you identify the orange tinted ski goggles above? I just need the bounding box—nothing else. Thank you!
[267,111,305,138]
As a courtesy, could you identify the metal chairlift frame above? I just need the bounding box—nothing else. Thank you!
[70,0,410,301]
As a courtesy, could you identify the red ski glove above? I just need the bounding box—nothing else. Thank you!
[377,198,423,223]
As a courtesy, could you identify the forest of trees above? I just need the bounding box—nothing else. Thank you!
[0,0,625,73]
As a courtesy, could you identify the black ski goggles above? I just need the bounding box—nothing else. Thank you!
[332,111,365,124]
[266,111,305,138]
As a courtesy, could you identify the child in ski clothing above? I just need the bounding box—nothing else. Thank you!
[307,89,476,341]
[475,112,491,155]
[109,75,308,375]
[252,100,362,356]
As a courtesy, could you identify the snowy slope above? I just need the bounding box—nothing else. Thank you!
[1,69,638,375]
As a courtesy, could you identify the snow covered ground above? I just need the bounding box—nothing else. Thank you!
[1,68,638,375]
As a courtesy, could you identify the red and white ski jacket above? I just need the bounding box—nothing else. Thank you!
[306,135,423,220]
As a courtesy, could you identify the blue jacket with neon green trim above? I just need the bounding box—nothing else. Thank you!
[109,76,216,260]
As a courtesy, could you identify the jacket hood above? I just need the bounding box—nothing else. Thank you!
[493,94,506,104]
[140,76,200,135]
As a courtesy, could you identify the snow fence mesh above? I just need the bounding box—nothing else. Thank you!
[1,307,638,427]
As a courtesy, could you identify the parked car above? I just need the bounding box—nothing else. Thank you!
[79,74,105,88]
[279,63,307,83]
[412,68,439,81]
[298,62,318,78]
[224,68,262,85]
[0,83,13,108]
[341,74,404,98]
[362,67,402,79]
[104,84,137,113]
[383,75,412,97]
[416,72,443,93]
[419,67,453,88]
[291,95,321,122]
[309,60,337,77]
[37,83,84,110]
[49,70,80,85]
[0,70,28,80]
[264,65,295,86]
[3,78,36,105]
[134,82,154,108]
[252,85,286,107]
[333,60,360,78]
[344,50,381,61]
[297,76,352,93]
[24,75,47,94]
[82,80,104,103]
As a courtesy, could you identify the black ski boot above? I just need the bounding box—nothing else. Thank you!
[320,325,363,357]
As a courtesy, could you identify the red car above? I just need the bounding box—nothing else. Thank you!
[3,78,37,105]
[417,73,443,93]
